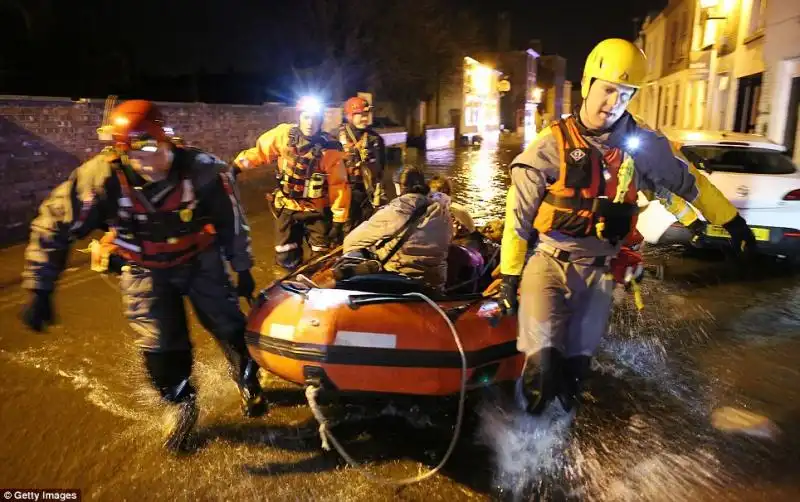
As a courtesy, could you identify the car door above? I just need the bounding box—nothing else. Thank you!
[680,143,800,229]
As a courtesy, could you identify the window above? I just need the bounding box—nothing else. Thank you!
[695,80,707,128]
[748,0,766,37]
[661,86,669,127]
[669,21,678,62]
[681,146,797,175]
[702,19,719,48]
[679,13,689,58]
[672,84,680,126]
[685,82,694,128]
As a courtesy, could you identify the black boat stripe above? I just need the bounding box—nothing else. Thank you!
[245,331,520,368]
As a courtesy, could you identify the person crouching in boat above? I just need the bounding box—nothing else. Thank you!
[342,167,452,292]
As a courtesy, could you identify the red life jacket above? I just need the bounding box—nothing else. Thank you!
[110,167,233,268]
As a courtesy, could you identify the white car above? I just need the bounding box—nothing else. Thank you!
[636,130,800,260]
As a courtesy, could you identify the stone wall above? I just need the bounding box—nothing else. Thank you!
[0,96,299,244]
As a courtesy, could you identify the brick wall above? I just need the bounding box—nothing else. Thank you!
[0,96,300,245]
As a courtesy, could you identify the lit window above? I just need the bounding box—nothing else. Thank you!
[702,19,718,48]
[748,0,766,37]
[672,84,680,127]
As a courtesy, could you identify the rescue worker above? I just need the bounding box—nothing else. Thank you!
[19,100,268,452]
[234,96,351,269]
[343,167,452,292]
[339,96,387,233]
[496,38,758,415]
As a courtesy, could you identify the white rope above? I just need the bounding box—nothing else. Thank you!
[304,291,468,486]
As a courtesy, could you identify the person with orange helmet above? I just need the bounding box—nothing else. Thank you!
[495,38,757,416]
[20,100,268,452]
[234,96,351,270]
[338,96,387,234]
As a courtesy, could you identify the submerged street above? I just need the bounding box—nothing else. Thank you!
[1,141,799,501]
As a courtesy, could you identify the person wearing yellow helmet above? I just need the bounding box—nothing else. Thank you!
[495,38,758,416]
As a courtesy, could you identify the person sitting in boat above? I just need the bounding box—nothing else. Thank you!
[427,175,476,241]
[343,166,452,291]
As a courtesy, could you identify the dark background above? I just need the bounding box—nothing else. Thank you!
[0,0,668,104]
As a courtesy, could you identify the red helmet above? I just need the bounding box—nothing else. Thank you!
[105,100,170,149]
[344,96,371,119]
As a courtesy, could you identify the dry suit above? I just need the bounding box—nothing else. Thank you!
[235,124,351,269]
[22,146,265,417]
[338,123,387,233]
[500,112,753,411]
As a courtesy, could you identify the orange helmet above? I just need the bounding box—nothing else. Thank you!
[344,96,371,119]
[104,100,171,149]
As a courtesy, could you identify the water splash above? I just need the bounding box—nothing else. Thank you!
[476,397,576,500]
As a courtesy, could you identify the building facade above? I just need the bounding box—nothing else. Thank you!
[537,55,568,126]
[634,0,768,134]
[758,0,800,161]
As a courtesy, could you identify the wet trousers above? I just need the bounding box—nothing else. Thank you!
[517,249,615,358]
[274,207,331,270]
[120,247,257,403]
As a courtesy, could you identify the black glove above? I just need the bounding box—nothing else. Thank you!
[686,218,708,237]
[687,219,707,243]
[497,274,520,315]
[237,270,256,300]
[20,290,55,332]
[722,214,758,256]
[328,222,345,245]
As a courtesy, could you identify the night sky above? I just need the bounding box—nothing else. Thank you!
[1,0,670,98]
[465,0,669,81]
[125,0,670,81]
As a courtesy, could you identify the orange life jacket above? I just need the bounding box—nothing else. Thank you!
[532,116,639,243]
[109,166,231,268]
[277,128,340,199]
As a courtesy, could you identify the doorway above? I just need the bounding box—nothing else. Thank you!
[734,72,763,133]
[784,76,800,158]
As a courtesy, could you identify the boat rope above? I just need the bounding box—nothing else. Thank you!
[304,291,468,486]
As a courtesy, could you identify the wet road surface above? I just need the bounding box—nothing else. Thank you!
[1,138,799,501]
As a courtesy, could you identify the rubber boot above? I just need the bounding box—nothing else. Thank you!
[217,338,268,418]
[143,351,199,453]
[517,347,563,415]
[559,356,592,413]
[161,379,199,453]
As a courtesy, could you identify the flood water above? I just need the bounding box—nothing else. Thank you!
[1,138,799,501]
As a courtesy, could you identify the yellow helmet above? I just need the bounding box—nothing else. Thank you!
[581,38,647,98]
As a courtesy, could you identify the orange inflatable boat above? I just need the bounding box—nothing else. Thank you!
[244,246,524,401]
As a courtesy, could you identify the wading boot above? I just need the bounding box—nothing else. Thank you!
[239,359,268,418]
[218,339,269,418]
[517,348,564,415]
[161,379,199,453]
[559,356,593,413]
[143,351,199,453]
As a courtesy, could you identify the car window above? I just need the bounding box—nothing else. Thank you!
[681,145,798,175]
